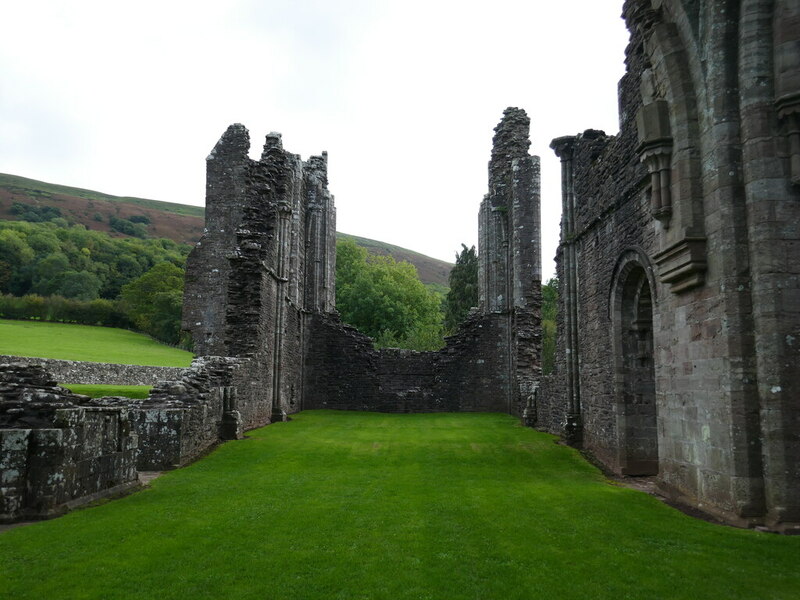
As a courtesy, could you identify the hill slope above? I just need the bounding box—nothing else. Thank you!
[0,173,452,288]
[337,233,452,290]
[0,173,206,245]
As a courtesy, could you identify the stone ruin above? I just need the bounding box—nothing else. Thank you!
[0,363,138,521]
[181,107,541,417]
[536,0,800,532]
[2,0,797,533]
[0,108,542,522]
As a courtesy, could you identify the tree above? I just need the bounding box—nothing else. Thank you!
[542,277,558,375]
[56,271,102,301]
[335,239,444,350]
[121,262,185,344]
[443,244,478,332]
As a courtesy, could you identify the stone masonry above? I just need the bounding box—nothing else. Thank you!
[0,363,139,522]
[0,356,185,386]
[541,0,800,532]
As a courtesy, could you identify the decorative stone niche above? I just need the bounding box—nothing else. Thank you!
[636,98,673,225]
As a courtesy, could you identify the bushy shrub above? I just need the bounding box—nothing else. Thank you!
[0,293,132,327]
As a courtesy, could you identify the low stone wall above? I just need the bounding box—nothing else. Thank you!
[0,355,187,386]
[0,358,249,521]
[0,364,139,522]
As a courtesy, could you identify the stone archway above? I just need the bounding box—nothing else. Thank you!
[611,251,659,476]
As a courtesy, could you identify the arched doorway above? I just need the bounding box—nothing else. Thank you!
[609,248,658,475]
[612,254,659,476]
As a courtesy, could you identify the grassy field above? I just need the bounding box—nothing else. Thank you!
[0,411,796,600]
[63,384,152,398]
[0,319,193,366]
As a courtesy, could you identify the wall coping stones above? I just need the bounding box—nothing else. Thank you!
[0,356,188,386]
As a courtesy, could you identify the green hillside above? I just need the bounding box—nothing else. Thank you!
[0,173,204,217]
[0,173,451,287]
[0,319,193,366]
[338,232,452,288]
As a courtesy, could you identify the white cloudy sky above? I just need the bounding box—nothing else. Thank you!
[0,0,629,277]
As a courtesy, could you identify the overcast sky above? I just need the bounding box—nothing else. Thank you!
[1,0,630,277]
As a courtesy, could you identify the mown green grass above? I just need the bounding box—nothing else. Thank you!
[1,411,797,600]
[62,384,152,398]
[0,318,193,366]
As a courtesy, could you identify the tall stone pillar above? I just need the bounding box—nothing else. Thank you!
[477,107,542,416]
[550,136,582,445]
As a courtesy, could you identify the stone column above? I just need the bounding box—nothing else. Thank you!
[551,136,582,445]
[271,200,292,423]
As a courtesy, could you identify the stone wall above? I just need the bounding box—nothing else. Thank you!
[0,356,186,386]
[125,356,246,470]
[545,0,800,531]
[0,363,139,522]
[478,108,542,416]
[302,312,516,414]
[300,109,541,416]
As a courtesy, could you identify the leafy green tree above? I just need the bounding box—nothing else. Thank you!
[0,219,189,301]
[542,277,558,375]
[57,271,102,301]
[121,262,185,344]
[443,244,478,332]
[336,239,444,350]
[31,252,70,296]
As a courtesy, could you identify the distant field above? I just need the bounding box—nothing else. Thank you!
[0,319,193,367]
[63,384,152,398]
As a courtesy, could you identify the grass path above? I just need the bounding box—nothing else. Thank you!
[0,318,193,366]
[63,384,152,398]
[1,411,797,599]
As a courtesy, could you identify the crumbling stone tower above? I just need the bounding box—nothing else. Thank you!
[478,108,542,414]
[541,0,800,531]
[183,125,336,426]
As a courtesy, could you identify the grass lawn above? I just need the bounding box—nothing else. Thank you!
[0,411,797,600]
[0,318,193,366]
[62,384,152,399]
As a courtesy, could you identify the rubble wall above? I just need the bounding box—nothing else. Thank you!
[0,363,139,522]
[0,355,185,386]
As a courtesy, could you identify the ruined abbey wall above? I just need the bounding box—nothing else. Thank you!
[544,0,800,531]
[302,108,541,416]
[182,127,337,425]
[183,109,541,422]
[303,311,516,413]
